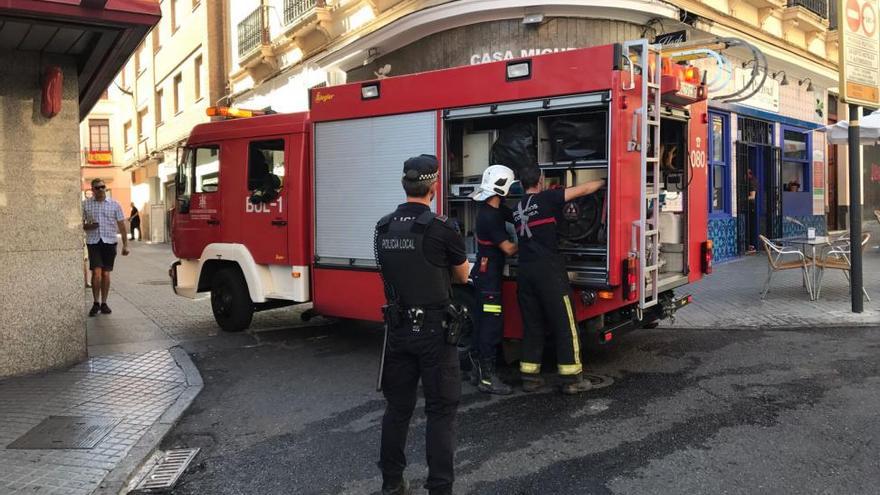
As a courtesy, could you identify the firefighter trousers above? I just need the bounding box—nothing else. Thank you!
[471,253,505,360]
[379,320,461,493]
[516,258,583,379]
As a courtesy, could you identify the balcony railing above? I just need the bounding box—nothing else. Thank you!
[284,0,319,26]
[787,0,829,19]
[84,148,113,166]
[829,0,838,30]
[237,6,269,59]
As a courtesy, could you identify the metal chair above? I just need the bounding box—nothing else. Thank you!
[759,235,813,300]
[814,233,871,301]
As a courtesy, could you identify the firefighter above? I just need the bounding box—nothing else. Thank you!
[513,163,605,395]
[467,165,517,395]
[374,154,470,495]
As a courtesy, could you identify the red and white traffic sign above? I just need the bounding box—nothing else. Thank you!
[863,1,877,37]
[848,0,862,32]
[840,0,880,105]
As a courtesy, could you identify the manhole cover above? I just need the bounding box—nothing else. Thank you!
[133,448,199,493]
[141,280,171,286]
[583,373,614,389]
[7,416,122,449]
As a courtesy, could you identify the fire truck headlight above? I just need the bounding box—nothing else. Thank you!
[361,83,380,100]
[506,61,531,81]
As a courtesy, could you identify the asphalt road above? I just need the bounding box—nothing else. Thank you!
[165,321,880,495]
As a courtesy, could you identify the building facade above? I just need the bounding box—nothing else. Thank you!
[97,0,228,242]
[0,1,159,378]
[80,92,133,214]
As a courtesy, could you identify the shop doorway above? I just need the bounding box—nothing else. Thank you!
[736,118,781,253]
[827,96,839,230]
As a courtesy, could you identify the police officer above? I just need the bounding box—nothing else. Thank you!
[512,163,605,395]
[375,154,470,495]
[468,165,517,395]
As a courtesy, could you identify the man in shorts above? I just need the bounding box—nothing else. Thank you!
[82,179,130,316]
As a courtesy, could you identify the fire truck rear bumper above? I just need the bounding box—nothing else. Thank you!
[582,293,692,347]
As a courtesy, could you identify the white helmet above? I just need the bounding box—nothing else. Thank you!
[469,165,517,201]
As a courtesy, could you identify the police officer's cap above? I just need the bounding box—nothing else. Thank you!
[403,154,439,182]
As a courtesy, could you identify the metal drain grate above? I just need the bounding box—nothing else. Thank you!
[7,416,122,449]
[133,448,199,492]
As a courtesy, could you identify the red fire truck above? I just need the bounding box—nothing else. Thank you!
[170,40,713,352]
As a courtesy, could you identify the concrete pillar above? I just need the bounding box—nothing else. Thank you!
[0,52,87,377]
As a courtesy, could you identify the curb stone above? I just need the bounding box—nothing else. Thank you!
[92,346,203,495]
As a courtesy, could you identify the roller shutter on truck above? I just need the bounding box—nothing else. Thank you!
[314,112,437,266]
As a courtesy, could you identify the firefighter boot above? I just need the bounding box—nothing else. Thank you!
[468,352,481,387]
[382,478,411,495]
[561,373,594,395]
[521,374,546,393]
[477,358,512,395]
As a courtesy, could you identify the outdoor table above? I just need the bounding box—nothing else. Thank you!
[775,235,849,301]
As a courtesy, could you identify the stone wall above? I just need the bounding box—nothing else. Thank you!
[0,52,87,377]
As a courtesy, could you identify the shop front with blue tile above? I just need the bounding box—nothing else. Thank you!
[707,104,826,263]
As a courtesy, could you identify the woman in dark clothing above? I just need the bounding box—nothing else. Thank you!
[129,203,141,241]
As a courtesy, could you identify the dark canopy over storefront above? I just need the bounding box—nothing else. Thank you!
[0,0,161,119]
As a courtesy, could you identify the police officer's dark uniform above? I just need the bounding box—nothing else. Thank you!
[469,201,514,394]
[375,155,467,495]
[513,172,592,395]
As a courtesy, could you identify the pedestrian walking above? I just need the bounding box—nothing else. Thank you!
[129,203,141,241]
[375,154,470,495]
[467,165,517,395]
[512,164,604,395]
[82,179,129,317]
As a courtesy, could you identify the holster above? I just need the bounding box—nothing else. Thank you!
[443,304,467,346]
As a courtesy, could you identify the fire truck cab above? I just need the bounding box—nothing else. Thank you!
[170,39,712,350]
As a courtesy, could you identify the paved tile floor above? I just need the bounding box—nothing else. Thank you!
[0,351,189,495]
[664,231,880,329]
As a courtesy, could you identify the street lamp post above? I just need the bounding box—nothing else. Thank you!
[848,104,863,313]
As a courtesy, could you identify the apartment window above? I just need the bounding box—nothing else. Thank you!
[782,127,810,192]
[171,0,180,33]
[123,121,132,150]
[194,55,203,101]
[152,26,161,54]
[89,119,110,151]
[137,108,148,140]
[173,74,183,114]
[155,89,164,125]
[708,112,731,215]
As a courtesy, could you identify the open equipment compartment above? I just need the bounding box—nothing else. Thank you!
[443,92,611,288]
[655,110,690,290]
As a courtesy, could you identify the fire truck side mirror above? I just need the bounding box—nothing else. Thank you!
[178,197,190,214]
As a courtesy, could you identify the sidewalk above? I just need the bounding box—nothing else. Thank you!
[1,240,319,495]
[0,349,201,495]
[664,234,880,329]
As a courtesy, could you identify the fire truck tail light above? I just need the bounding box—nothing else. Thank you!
[292,271,302,279]
[702,241,714,274]
[361,83,380,100]
[506,61,531,80]
[622,255,638,301]
[597,290,614,300]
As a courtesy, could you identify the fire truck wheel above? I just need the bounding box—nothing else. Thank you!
[211,268,254,332]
